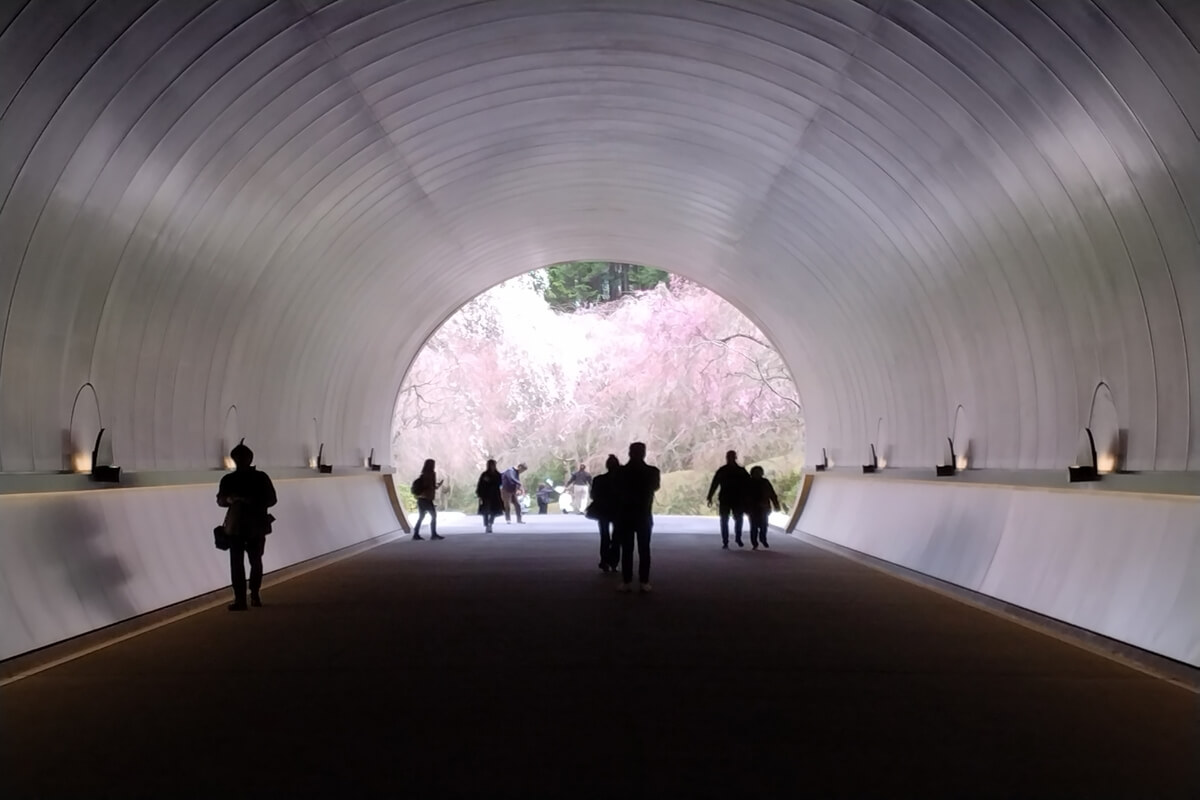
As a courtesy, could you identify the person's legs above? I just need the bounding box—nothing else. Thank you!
[732,506,745,546]
[759,513,770,547]
[718,500,731,546]
[619,523,635,585]
[501,489,512,522]
[598,519,612,569]
[514,493,523,523]
[229,540,247,609]
[637,517,653,586]
[749,513,760,547]
[247,536,265,604]
[538,500,547,514]
[413,505,426,538]
[427,502,440,539]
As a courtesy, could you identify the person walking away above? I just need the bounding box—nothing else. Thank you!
[476,459,504,533]
[536,480,554,514]
[217,440,277,611]
[588,454,622,572]
[412,459,444,540]
[500,462,527,523]
[706,450,749,549]
[746,466,782,550]
[564,463,593,515]
[616,442,660,593]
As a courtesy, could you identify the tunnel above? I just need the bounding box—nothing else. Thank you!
[1,1,1198,795]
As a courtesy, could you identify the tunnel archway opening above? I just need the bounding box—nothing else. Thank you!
[390,262,806,521]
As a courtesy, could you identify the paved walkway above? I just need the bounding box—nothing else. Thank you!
[2,519,1196,797]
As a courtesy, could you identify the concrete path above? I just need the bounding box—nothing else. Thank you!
[2,519,1196,797]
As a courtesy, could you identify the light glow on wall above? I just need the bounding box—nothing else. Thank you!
[1096,452,1117,474]
[72,452,92,473]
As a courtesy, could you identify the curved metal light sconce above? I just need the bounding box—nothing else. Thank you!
[862,444,878,474]
[366,447,381,472]
[1068,428,1100,483]
[90,428,120,483]
[814,447,829,472]
[316,443,333,474]
[936,437,957,477]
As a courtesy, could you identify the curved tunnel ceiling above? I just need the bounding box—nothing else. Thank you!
[0,0,1197,472]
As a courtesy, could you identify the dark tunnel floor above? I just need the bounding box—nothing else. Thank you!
[2,523,1197,798]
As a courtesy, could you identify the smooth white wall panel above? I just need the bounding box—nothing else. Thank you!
[798,475,1200,667]
[0,475,400,660]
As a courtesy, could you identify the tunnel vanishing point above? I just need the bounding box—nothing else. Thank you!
[1,3,1199,676]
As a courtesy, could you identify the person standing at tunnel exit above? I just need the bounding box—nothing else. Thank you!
[217,440,277,611]
[616,442,661,593]
[500,462,527,523]
[412,459,444,540]
[746,466,781,550]
[707,450,749,549]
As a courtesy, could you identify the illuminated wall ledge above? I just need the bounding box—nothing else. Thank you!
[807,467,1200,500]
[0,473,402,661]
[796,474,1200,668]
[0,466,395,497]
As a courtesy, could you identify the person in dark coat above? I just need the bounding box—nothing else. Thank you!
[706,450,749,549]
[588,454,622,572]
[615,442,661,593]
[217,440,277,611]
[746,466,782,550]
[476,459,505,533]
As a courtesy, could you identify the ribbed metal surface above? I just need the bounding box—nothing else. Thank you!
[0,0,1196,471]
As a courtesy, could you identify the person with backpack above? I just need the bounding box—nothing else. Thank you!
[411,459,444,540]
[745,465,782,550]
[476,459,505,533]
[500,462,527,523]
[216,440,277,611]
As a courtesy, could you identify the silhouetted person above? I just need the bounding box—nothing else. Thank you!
[616,442,661,593]
[412,459,444,540]
[500,462,527,523]
[536,480,554,514]
[706,450,749,549]
[564,463,592,515]
[476,459,504,533]
[588,454,622,572]
[746,466,781,550]
[217,440,277,611]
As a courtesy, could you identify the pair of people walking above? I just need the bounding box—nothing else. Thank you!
[587,443,661,593]
[706,450,781,550]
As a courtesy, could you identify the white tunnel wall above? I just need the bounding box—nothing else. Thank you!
[1,0,1197,474]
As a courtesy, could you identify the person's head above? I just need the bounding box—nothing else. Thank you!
[605,454,620,471]
[230,439,253,469]
[577,462,586,471]
[516,462,527,473]
[486,458,497,472]
[628,442,646,461]
[422,458,435,474]
[726,450,738,464]
[750,465,764,478]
